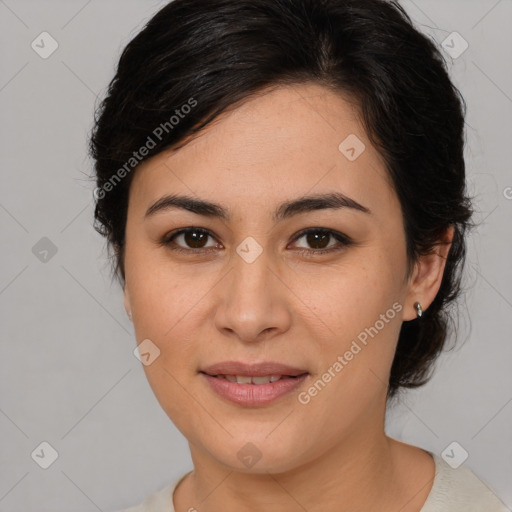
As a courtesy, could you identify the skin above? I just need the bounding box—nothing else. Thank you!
[123,83,453,512]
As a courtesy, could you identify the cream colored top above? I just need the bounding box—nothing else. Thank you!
[118,452,508,511]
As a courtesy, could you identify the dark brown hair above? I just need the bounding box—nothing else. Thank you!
[89,0,475,399]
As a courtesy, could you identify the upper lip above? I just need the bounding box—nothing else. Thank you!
[200,361,308,377]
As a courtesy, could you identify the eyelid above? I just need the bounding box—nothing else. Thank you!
[161,227,221,250]
[161,226,353,254]
[291,227,352,246]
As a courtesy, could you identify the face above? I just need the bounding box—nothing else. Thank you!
[123,83,439,474]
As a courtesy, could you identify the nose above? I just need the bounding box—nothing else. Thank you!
[213,245,292,344]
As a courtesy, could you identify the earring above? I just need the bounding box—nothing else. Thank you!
[414,302,423,318]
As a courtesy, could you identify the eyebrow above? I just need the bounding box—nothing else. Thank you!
[144,192,371,222]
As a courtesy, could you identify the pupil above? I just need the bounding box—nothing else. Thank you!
[185,230,207,248]
[307,231,329,249]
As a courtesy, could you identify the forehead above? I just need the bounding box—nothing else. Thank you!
[130,83,396,221]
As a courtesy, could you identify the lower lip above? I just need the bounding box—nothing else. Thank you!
[200,373,308,407]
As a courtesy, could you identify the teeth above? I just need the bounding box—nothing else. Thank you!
[252,376,272,385]
[217,375,285,384]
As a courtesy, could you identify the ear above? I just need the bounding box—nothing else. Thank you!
[403,225,454,321]
[124,283,132,319]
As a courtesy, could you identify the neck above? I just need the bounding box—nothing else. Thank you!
[174,411,431,511]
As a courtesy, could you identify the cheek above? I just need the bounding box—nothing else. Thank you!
[126,241,204,333]
[125,245,204,388]
[131,272,202,367]
[128,263,204,433]
[297,251,404,333]
[300,251,406,393]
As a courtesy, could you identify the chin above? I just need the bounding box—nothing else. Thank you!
[200,435,309,475]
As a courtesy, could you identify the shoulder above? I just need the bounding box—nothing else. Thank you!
[421,452,508,512]
[115,471,191,512]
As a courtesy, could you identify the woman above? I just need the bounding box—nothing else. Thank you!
[89,0,507,510]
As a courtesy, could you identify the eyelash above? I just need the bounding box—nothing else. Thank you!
[160,227,353,257]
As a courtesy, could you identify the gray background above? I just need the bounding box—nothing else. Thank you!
[0,0,511,510]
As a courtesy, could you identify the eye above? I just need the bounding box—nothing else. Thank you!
[161,227,221,254]
[160,227,353,256]
[290,228,353,256]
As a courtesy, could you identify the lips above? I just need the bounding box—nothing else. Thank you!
[200,361,308,378]
[201,373,308,406]
[199,361,309,406]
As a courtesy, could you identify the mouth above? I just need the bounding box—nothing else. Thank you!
[200,360,308,378]
[200,373,307,384]
[198,361,309,406]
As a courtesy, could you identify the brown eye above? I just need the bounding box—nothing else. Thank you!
[180,229,209,248]
[303,230,331,249]
[163,228,221,252]
[291,228,353,256]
